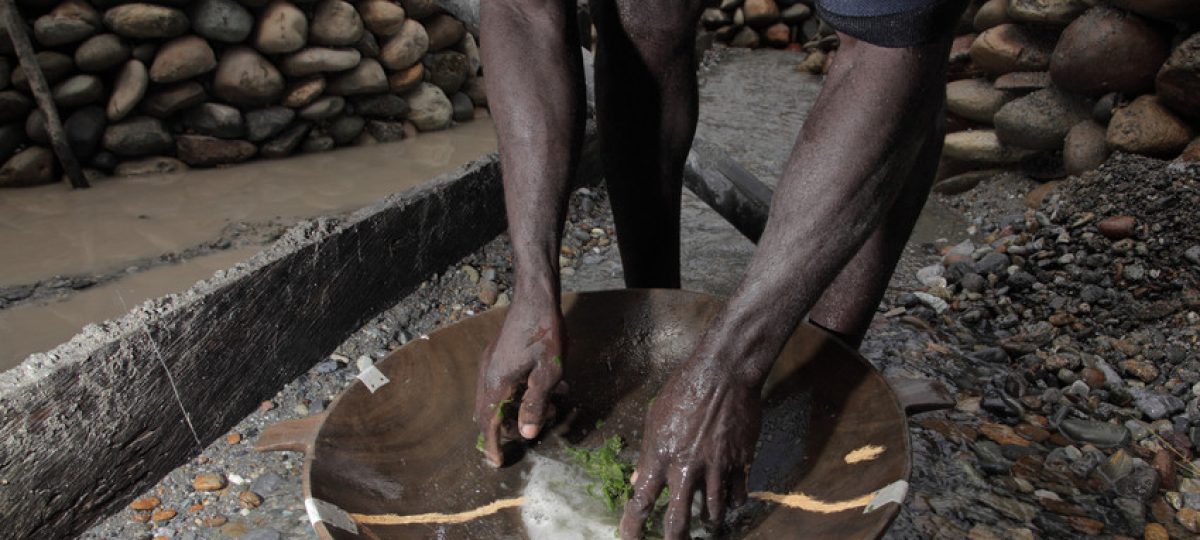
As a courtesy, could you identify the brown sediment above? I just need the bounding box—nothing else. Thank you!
[750,490,876,514]
[349,497,525,525]
[844,444,886,464]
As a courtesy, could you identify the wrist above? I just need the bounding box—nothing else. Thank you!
[701,308,796,388]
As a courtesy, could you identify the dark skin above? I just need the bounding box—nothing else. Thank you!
[474,1,960,537]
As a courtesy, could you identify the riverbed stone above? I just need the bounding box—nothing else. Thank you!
[425,51,469,95]
[450,91,472,122]
[329,114,364,144]
[114,156,187,176]
[702,8,730,29]
[75,33,129,73]
[191,0,253,43]
[974,0,1010,30]
[365,119,404,142]
[299,96,345,120]
[970,24,1054,75]
[357,0,406,37]
[141,81,205,117]
[34,0,101,46]
[176,135,256,166]
[388,62,423,94]
[1050,7,1168,97]
[0,91,31,124]
[184,102,245,138]
[946,79,1013,123]
[244,107,294,141]
[213,47,284,106]
[327,59,387,95]
[150,35,216,83]
[405,82,451,131]
[260,122,310,158]
[53,74,104,107]
[301,130,334,152]
[282,76,325,107]
[462,75,485,107]
[743,0,780,27]
[1107,95,1194,157]
[105,60,146,121]
[103,116,173,156]
[1063,120,1107,176]
[424,13,464,52]
[354,29,380,58]
[994,87,1090,150]
[399,0,436,19]
[11,51,74,91]
[352,94,407,118]
[26,111,49,144]
[1157,33,1200,120]
[944,130,1035,164]
[1006,0,1088,25]
[103,4,189,39]
[730,26,760,49]
[380,19,428,70]
[780,3,810,23]
[280,47,361,76]
[0,147,56,187]
[0,124,23,163]
[310,0,363,47]
[64,106,106,160]
[255,0,307,54]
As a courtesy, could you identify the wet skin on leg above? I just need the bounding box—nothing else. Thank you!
[620,33,959,539]
[473,0,585,466]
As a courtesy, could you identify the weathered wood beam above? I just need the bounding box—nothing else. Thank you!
[683,137,774,243]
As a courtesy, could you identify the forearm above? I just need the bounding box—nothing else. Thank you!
[712,36,953,384]
[481,0,585,308]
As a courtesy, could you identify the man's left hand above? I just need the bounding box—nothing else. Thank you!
[619,350,762,539]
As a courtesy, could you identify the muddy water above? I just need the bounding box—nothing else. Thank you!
[0,118,496,287]
[0,119,496,369]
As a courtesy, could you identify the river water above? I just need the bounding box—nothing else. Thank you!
[0,118,497,370]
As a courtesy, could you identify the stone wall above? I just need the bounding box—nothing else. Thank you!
[699,0,823,51]
[0,0,487,187]
[937,0,1199,192]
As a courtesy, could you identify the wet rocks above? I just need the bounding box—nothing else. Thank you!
[357,0,406,37]
[245,107,295,142]
[310,0,363,47]
[1096,215,1136,240]
[1063,120,1108,176]
[184,103,245,138]
[743,0,780,27]
[34,0,101,47]
[970,24,1055,75]
[423,13,464,52]
[1050,7,1168,97]
[190,0,253,43]
[1156,33,1200,120]
[283,76,324,107]
[191,473,227,492]
[103,4,189,39]
[53,74,104,107]
[425,51,469,95]
[0,91,32,124]
[212,47,284,106]
[106,60,147,121]
[944,130,1034,164]
[65,106,107,160]
[388,63,423,94]
[1106,95,1194,156]
[75,33,129,73]
[255,0,307,54]
[280,47,360,77]
[0,147,55,187]
[176,135,256,166]
[298,96,344,121]
[141,81,205,117]
[946,79,1014,123]
[326,58,386,95]
[149,35,216,83]
[405,82,451,131]
[993,87,1090,150]
[103,116,173,156]
[11,52,74,91]
[380,19,427,70]
[1006,0,1089,25]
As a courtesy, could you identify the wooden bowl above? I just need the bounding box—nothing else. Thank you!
[257,289,912,539]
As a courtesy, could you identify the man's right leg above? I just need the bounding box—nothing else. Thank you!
[591,0,704,289]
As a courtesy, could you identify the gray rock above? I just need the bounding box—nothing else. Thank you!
[994,87,1091,150]
[405,82,451,132]
[462,76,486,108]
[149,35,216,83]
[365,119,404,142]
[34,0,101,47]
[450,91,473,122]
[1185,245,1200,265]
[249,472,283,494]
[176,134,256,166]
[942,130,1035,164]
[213,47,284,106]
[184,103,245,138]
[310,0,363,47]
[399,0,437,19]
[1063,120,1108,176]
[974,252,1010,275]
[357,0,406,37]
[326,59,387,95]
[1058,418,1130,447]
[283,76,325,108]
[329,115,364,145]
[0,147,56,187]
[280,47,361,77]
[241,529,281,540]
[0,124,24,163]
[53,75,105,108]
[380,19,428,70]
[1113,497,1145,532]
[260,122,311,158]
[0,91,32,124]
[353,94,408,119]
[780,3,810,23]
[103,116,174,156]
[302,130,334,152]
[354,31,380,59]
[423,13,464,52]
[11,52,75,92]
[255,0,307,54]
[425,51,469,95]
[299,96,345,121]
[946,78,1014,123]
[107,59,147,121]
[75,33,130,73]
[141,81,206,118]
[245,107,295,142]
[65,106,107,160]
[190,0,253,43]
[114,155,188,176]
[1113,461,1160,503]
[103,3,189,39]
[1131,388,1184,420]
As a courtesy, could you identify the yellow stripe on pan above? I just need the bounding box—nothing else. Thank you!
[749,491,876,513]
[844,444,886,464]
[351,497,525,525]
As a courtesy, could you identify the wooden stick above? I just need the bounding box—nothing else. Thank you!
[0,0,89,188]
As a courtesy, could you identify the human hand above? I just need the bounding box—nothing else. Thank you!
[474,298,566,467]
[620,351,762,539]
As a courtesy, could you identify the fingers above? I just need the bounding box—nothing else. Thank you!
[662,469,698,540]
[620,463,666,540]
[704,465,727,526]
[518,356,563,439]
[477,386,513,468]
[729,464,749,508]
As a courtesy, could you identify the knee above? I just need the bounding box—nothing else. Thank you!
[593,0,702,53]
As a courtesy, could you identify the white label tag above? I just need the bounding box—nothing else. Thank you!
[305,498,359,533]
[357,365,390,393]
[864,480,909,513]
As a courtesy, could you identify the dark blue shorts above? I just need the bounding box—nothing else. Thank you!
[815,0,967,48]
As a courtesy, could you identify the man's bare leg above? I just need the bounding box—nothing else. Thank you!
[591,0,704,289]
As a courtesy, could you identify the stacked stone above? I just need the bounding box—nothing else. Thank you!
[699,0,825,51]
[0,0,487,187]
[937,0,1200,193]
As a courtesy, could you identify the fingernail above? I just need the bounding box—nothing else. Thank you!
[520,423,539,439]
[630,470,638,484]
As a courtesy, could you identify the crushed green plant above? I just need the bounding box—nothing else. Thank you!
[565,435,670,538]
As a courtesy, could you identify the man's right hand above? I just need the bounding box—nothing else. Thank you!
[474,298,566,467]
